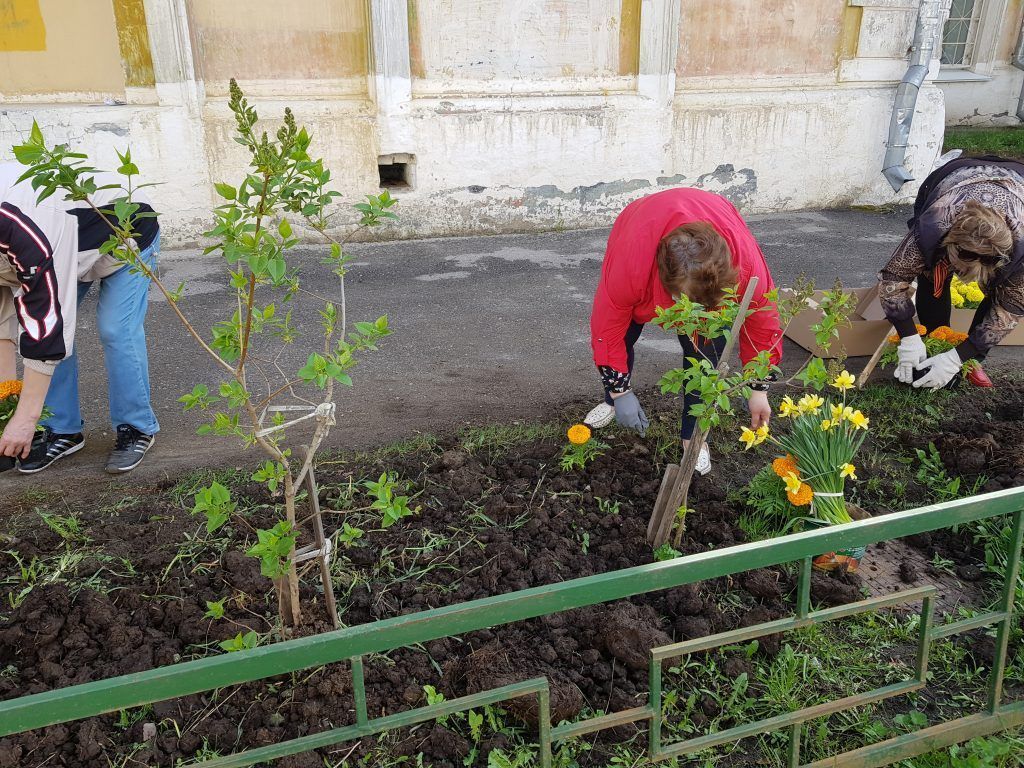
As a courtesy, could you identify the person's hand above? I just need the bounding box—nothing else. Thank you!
[612,390,649,436]
[913,349,961,390]
[748,390,771,430]
[0,416,38,459]
[895,334,927,384]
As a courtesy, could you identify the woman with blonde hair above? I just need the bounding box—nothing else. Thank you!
[586,188,783,476]
[881,156,1024,390]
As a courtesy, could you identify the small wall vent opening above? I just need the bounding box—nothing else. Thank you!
[378,153,415,190]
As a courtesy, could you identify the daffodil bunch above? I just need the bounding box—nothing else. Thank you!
[738,371,868,525]
[951,275,985,310]
[0,379,24,430]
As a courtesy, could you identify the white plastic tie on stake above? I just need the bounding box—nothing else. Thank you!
[256,402,336,438]
[813,492,845,498]
[294,537,334,565]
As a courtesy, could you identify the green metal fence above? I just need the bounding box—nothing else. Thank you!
[1,488,1023,767]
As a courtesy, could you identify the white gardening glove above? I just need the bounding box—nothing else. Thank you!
[913,348,961,390]
[895,334,927,384]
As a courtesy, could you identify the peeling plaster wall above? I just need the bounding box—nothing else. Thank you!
[940,0,1024,126]
[678,0,846,77]
[0,0,126,99]
[0,0,948,245]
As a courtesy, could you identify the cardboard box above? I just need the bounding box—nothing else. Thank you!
[783,287,892,359]
[784,285,1024,358]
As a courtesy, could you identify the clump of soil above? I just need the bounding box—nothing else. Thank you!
[1,381,1018,766]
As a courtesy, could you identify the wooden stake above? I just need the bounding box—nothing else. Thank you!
[302,447,341,629]
[857,333,891,389]
[648,277,760,548]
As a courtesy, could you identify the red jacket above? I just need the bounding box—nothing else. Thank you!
[590,188,782,373]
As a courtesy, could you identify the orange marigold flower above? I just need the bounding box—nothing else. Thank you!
[567,424,592,445]
[888,324,927,345]
[928,326,966,345]
[772,455,799,479]
[0,380,22,400]
[787,483,814,507]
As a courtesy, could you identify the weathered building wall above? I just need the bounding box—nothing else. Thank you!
[0,0,947,246]
[939,0,1023,126]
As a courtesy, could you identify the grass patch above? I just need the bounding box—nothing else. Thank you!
[943,127,1024,160]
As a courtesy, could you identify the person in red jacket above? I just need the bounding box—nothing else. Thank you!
[586,188,783,475]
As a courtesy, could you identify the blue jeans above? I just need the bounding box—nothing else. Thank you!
[44,234,160,436]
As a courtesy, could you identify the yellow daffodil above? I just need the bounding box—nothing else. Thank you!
[847,410,869,430]
[739,425,769,449]
[840,463,857,480]
[832,371,856,392]
[798,394,825,415]
[783,472,803,496]
[820,419,834,431]
[779,396,798,418]
[830,404,853,422]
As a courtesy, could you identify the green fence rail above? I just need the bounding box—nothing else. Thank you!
[1,488,1023,767]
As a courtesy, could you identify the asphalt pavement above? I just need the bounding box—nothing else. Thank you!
[3,206,1019,494]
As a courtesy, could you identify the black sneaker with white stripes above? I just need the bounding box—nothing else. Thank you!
[17,429,85,474]
[106,424,155,474]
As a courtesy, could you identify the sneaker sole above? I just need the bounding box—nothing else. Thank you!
[584,411,616,429]
[16,440,86,474]
[105,436,155,474]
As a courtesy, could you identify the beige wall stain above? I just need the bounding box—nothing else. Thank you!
[677,0,845,77]
[0,0,45,52]
[111,0,155,88]
[411,0,632,83]
[618,0,639,76]
[188,0,369,96]
[0,0,124,96]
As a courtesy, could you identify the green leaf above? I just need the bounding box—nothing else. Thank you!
[214,182,237,200]
[278,218,292,239]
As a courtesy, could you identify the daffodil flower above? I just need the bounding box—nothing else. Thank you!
[783,472,803,496]
[830,404,853,422]
[797,394,825,414]
[847,410,869,430]
[779,396,798,418]
[832,371,856,391]
[820,419,833,431]
[739,425,768,449]
[840,463,857,480]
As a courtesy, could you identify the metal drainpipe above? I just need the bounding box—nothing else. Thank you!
[882,0,943,191]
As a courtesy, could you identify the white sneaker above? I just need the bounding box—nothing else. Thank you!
[694,444,711,476]
[584,402,615,429]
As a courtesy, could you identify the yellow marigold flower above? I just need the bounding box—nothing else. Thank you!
[567,424,591,445]
[0,380,22,400]
[772,455,799,479]
[831,371,856,392]
[951,291,965,308]
[966,286,985,303]
[798,394,825,414]
[840,463,857,480]
[847,410,869,430]
[787,482,813,507]
[783,472,803,496]
[779,396,799,418]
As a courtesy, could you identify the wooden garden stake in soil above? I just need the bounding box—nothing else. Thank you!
[857,334,891,389]
[300,447,340,629]
[647,278,760,548]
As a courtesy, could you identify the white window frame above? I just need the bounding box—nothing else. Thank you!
[936,0,1011,82]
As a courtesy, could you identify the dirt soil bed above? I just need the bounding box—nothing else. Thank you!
[1,378,1022,767]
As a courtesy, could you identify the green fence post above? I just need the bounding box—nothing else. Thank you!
[788,723,802,768]
[648,654,663,759]
[987,508,1024,713]
[351,657,368,727]
[538,686,552,768]
[797,557,813,619]
[917,595,935,683]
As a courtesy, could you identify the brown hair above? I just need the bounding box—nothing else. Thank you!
[656,222,738,307]
[943,201,1012,282]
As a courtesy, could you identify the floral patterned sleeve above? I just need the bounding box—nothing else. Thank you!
[599,365,631,394]
[878,231,926,338]
[960,273,1024,359]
